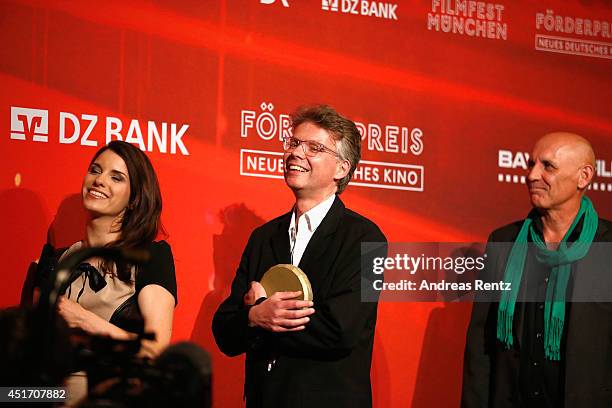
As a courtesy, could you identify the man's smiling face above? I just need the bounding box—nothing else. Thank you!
[283,122,343,199]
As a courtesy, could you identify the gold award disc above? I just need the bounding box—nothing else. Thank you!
[260,264,313,301]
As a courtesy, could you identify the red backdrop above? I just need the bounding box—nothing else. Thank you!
[1,1,611,406]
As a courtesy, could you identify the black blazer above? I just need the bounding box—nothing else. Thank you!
[462,218,612,408]
[212,196,387,408]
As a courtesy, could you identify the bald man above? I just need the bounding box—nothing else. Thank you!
[462,133,612,407]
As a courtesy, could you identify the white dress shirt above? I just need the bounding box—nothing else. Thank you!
[288,194,336,266]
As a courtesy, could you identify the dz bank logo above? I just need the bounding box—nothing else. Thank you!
[9,106,190,155]
[260,0,289,7]
[322,0,339,11]
[10,107,49,142]
[322,0,398,21]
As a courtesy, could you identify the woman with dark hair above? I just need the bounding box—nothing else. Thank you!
[34,140,177,358]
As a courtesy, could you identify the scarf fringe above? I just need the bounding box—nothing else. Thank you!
[497,309,514,349]
[545,316,564,360]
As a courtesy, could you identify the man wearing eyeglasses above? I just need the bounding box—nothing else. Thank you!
[213,105,387,408]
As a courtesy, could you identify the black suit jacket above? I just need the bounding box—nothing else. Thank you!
[462,217,612,408]
[212,196,386,408]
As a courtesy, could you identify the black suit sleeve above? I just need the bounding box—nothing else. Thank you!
[272,226,387,358]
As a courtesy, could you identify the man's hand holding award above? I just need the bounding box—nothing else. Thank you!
[246,264,315,332]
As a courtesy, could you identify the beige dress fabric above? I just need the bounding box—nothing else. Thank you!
[60,241,136,406]
[62,241,136,320]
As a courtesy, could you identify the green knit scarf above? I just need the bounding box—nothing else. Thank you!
[497,196,598,360]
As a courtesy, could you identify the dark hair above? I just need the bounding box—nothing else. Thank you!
[88,141,163,282]
[290,105,361,194]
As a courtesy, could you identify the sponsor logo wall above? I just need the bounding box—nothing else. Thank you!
[239,101,425,190]
[1,1,610,407]
[10,106,190,154]
[322,0,399,20]
[535,9,611,59]
[427,0,508,40]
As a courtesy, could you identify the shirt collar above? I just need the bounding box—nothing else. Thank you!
[289,193,337,234]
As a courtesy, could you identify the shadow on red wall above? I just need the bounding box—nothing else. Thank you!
[411,245,480,407]
[0,188,48,308]
[372,335,391,408]
[47,193,87,249]
[191,203,265,407]
[411,303,472,408]
[19,193,87,305]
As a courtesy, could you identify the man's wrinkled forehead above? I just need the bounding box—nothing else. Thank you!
[531,139,565,163]
[295,121,337,145]
[531,132,595,167]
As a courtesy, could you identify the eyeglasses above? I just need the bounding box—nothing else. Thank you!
[282,136,340,158]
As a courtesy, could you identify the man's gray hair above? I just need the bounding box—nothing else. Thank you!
[290,105,361,194]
